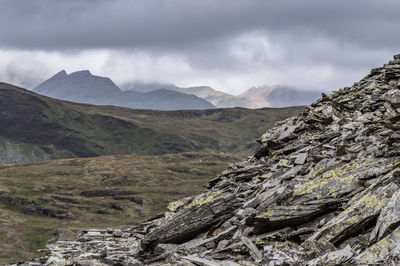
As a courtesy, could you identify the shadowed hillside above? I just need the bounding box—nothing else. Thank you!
[0,82,304,164]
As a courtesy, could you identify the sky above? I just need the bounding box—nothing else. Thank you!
[0,0,399,95]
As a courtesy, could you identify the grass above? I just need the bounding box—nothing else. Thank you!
[0,152,239,263]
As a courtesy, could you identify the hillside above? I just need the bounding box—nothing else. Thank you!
[130,89,217,110]
[33,70,216,110]
[121,81,178,93]
[0,152,238,263]
[0,82,303,164]
[173,86,235,106]
[21,54,400,265]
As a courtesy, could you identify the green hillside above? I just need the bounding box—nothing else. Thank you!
[0,82,304,164]
[0,152,238,263]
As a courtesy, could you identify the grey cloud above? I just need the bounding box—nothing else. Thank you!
[0,0,399,51]
[0,0,399,94]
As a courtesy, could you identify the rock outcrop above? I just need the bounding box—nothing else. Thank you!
[17,55,400,265]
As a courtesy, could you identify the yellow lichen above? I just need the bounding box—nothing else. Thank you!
[167,199,185,212]
[187,191,221,208]
[256,209,275,219]
[338,97,352,103]
[260,172,273,179]
[309,183,395,243]
[292,159,370,198]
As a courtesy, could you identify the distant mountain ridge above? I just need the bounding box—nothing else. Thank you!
[123,82,322,108]
[234,85,322,108]
[34,71,216,110]
[35,70,321,110]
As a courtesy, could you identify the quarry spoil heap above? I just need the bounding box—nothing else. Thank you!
[18,55,400,265]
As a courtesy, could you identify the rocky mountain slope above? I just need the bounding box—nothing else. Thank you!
[34,70,216,110]
[20,54,400,265]
[0,82,303,164]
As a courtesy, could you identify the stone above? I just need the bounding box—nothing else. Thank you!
[306,246,354,266]
[294,152,308,165]
[142,192,239,250]
[370,190,400,244]
[182,255,228,266]
[380,89,400,108]
[307,182,399,245]
[355,226,400,264]
[240,236,262,263]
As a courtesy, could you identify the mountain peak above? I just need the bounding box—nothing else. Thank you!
[54,70,67,77]
[33,71,216,110]
[46,69,68,81]
[69,70,92,77]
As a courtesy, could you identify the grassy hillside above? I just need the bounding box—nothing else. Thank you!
[0,152,238,263]
[0,82,304,164]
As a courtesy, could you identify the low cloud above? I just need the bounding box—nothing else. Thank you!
[0,0,399,94]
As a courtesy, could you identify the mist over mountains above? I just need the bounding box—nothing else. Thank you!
[173,85,321,108]
[34,70,216,110]
[34,70,322,110]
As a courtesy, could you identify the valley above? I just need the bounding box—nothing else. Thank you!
[0,152,237,263]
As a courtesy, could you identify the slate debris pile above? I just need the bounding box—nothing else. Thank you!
[16,55,400,265]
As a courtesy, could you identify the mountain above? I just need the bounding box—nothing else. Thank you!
[177,85,322,108]
[121,82,322,108]
[34,70,122,104]
[173,86,236,106]
[129,89,217,110]
[0,82,303,164]
[237,85,322,108]
[21,54,400,264]
[33,70,216,110]
[121,81,178,92]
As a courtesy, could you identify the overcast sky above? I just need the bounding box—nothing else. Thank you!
[0,0,399,94]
